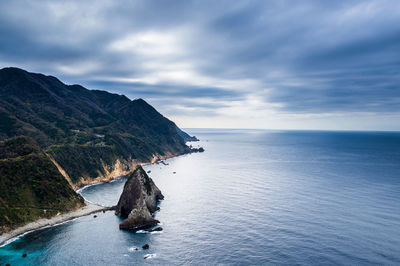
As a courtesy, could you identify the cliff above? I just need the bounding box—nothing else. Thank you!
[115,166,164,230]
[0,67,201,233]
[0,67,196,186]
[0,136,85,233]
[176,126,199,142]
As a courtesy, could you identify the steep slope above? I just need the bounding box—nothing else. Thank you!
[176,126,199,142]
[0,67,194,187]
[0,136,85,233]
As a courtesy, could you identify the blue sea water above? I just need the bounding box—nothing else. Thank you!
[1,129,400,265]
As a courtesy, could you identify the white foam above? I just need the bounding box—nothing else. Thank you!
[0,229,35,247]
[128,247,139,252]
[76,182,104,193]
[144,253,156,259]
[0,215,84,247]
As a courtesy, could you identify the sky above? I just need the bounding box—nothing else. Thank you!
[1,0,400,130]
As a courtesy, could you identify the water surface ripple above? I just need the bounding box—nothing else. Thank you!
[1,130,399,265]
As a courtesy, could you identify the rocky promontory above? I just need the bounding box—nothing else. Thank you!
[115,166,164,230]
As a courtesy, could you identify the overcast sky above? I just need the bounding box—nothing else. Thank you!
[1,0,400,130]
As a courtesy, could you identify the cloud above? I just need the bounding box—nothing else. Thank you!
[1,0,400,129]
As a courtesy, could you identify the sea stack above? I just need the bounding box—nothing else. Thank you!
[115,166,164,230]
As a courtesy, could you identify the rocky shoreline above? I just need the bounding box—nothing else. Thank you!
[0,202,110,247]
[72,146,204,189]
[0,161,163,247]
[71,151,187,189]
[0,146,204,247]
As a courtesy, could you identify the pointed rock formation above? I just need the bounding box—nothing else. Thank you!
[115,166,164,230]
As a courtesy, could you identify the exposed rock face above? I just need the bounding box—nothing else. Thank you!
[115,166,164,230]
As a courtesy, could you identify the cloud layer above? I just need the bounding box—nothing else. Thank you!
[1,0,400,129]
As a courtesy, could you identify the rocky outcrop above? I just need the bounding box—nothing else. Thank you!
[190,147,204,153]
[115,166,164,230]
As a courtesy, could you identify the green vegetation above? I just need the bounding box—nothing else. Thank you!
[0,67,196,231]
[0,67,191,186]
[46,144,119,183]
[0,137,84,233]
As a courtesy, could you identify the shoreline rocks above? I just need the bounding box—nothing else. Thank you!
[115,166,164,230]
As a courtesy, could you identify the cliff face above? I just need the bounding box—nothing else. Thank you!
[176,126,199,142]
[0,67,195,187]
[49,154,138,190]
[115,166,164,230]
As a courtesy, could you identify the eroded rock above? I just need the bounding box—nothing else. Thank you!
[115,166,164,230]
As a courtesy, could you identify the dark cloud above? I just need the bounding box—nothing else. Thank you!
[0,0,400,127]
[85,80,242,100]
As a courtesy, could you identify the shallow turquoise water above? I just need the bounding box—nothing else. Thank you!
[1,129,400,265]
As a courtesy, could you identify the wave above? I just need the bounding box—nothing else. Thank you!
[76,182,104,194]
[144,253,156,259]
[0,230,35,248]
[0,217,81,248]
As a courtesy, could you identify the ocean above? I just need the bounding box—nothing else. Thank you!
[1,129,400,265]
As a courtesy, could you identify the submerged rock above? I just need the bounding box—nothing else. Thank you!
[115,166,164,230]
[142,244,149,249]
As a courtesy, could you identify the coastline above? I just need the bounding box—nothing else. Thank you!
[72,152,182,189]
[0,202,108,247]
[0,148,198,248]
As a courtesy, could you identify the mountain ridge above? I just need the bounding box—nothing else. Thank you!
[0,67,195,186]
[0,66,199,233]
